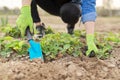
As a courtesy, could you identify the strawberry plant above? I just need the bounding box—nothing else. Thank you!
[0,36,29,57]
[105,32,120,44]
[45,26,55,34]
[1,26,21,38]
[0,24,120,60]
[96,41,112,59]
[95,32,120,59]
[40,33,83,59]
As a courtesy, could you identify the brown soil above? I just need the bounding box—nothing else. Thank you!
[0,48,120,80]
[0,16,120,80]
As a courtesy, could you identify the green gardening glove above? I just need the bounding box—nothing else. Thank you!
[16,6,33,37]
[86,34,98,57]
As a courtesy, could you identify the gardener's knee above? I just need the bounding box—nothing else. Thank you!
[60,3,81,25]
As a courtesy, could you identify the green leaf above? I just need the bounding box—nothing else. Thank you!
[63,44,70,50]
[4,36,13,40]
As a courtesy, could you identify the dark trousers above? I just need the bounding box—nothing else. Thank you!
[31,0,70,23]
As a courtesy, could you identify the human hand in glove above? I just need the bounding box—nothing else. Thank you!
[86,34,98,57]
[16,6,33,37]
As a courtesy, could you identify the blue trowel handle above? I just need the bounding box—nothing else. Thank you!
[26,27,33,41]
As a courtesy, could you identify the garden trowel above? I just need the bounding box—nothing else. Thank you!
[26,27,44,61]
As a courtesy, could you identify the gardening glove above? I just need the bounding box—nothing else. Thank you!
[16,6,33,37]
[86,34,98,57]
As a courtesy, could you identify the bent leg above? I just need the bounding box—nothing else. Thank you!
[35,0,60,16]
